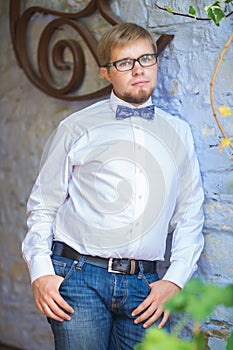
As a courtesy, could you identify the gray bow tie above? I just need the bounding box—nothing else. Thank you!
[116,105,155,120]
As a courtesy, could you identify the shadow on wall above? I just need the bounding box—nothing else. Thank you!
[0,343,23,350]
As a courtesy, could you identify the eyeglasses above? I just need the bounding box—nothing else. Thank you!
[104,53,158,72]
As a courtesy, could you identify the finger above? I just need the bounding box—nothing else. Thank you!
[45,298,72,321]
[142,307,164,329]
[52,292,74,314]
[131,295,153,317]
[49,297,73,319]
[35,300,63,321]
[42,304,66,322]
[133,302,158,325]
[158,310,170,329]
[36,290,74,321]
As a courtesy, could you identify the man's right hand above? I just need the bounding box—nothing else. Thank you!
[32,275,74,322]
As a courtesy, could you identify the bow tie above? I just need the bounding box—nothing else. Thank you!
[116,105,155,120]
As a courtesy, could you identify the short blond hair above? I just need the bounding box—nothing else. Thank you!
[97,23,157,67]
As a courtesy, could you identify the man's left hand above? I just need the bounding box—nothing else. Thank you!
[131,280,181,329]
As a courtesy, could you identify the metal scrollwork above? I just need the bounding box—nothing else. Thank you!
[9,0,174,101]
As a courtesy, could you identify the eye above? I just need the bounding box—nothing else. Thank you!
[117,59,133,68]
[141,54,153,63]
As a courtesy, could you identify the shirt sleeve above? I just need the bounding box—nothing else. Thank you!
[22,122,74,283]
[162,122,204,288]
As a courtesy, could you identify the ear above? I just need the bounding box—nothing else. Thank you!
[100,67,112,83]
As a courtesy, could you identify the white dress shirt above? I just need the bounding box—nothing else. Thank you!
[22,91,204,288]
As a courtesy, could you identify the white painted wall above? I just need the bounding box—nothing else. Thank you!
[0,1,232,348]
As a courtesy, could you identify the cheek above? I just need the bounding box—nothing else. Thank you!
[111,76,128,90]
[152,74,157,85]
[148,70,157,88]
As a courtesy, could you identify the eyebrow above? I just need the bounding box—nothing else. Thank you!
[111,53,155,62]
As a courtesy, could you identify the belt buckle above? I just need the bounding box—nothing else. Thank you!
[107,258,122,274]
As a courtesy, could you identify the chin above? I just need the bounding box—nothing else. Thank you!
[123,92,152,105]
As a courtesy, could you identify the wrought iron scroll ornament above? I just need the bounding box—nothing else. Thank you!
[10,0,174,101]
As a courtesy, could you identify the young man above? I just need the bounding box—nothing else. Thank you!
[22,23,204,349]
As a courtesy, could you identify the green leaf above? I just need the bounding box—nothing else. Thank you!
[193,333,206,350]
[166,280,233,322]
[165,290,188,313]
[227,332,233,350]
[204,4,226,25]
[189,5,197,17]
[134,328,196,350]
[222,285,233,307]
[184,283,231,321]
[165,6,174,13]
[137,281,233,350]
[185,293,216,322]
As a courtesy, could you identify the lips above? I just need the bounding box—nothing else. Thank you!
[131,80,149,86]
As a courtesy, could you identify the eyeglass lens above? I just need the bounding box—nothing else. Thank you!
[115,54,157,71]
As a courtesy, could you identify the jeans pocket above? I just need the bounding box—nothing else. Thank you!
[141,272,159,291]
[51,255,77,282]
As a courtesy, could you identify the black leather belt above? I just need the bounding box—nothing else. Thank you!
[52,241,157,275]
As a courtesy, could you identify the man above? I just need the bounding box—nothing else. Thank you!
[22,23,204,350]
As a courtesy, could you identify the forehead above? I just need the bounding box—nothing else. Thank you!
[110,39,154,61]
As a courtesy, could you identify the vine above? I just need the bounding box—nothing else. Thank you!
[154,0,233,157]
[210,31,233,155]
[154,1,233,25]
[136,280,233,350]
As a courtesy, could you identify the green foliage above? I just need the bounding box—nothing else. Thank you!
[135,328,198,350]
[164,6,173,13]
[159,0,233,25]
[204,1,227,25]
[166,279,233,322]
[189,5,197,17]
[227,332,233,350]
[135,280,233,350]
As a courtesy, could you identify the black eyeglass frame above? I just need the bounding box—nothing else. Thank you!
[104,53,158,72]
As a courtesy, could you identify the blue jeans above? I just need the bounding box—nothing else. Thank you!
[48,254,170,350]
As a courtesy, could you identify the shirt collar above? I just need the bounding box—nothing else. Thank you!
[110,90,153,113]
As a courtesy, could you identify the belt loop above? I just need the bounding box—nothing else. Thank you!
[76,255,87,270]
[137,261,144,280]
[130,260,136,274]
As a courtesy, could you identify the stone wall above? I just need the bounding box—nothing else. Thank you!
[0,1,232,349]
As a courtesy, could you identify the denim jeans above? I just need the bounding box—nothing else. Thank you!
[48,254,170,350]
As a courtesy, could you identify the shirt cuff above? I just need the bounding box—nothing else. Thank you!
[162,260,196,289]
[28,255,55,284]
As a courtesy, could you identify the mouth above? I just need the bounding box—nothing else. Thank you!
[131,80,149,87]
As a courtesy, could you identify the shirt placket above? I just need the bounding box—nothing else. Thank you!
[130,119,147,250]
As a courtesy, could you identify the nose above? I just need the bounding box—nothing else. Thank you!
[132,60,144,75]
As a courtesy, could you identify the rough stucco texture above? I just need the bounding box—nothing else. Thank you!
[0,0,232,349]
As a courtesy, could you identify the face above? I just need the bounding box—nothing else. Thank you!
[100,39,158,106]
